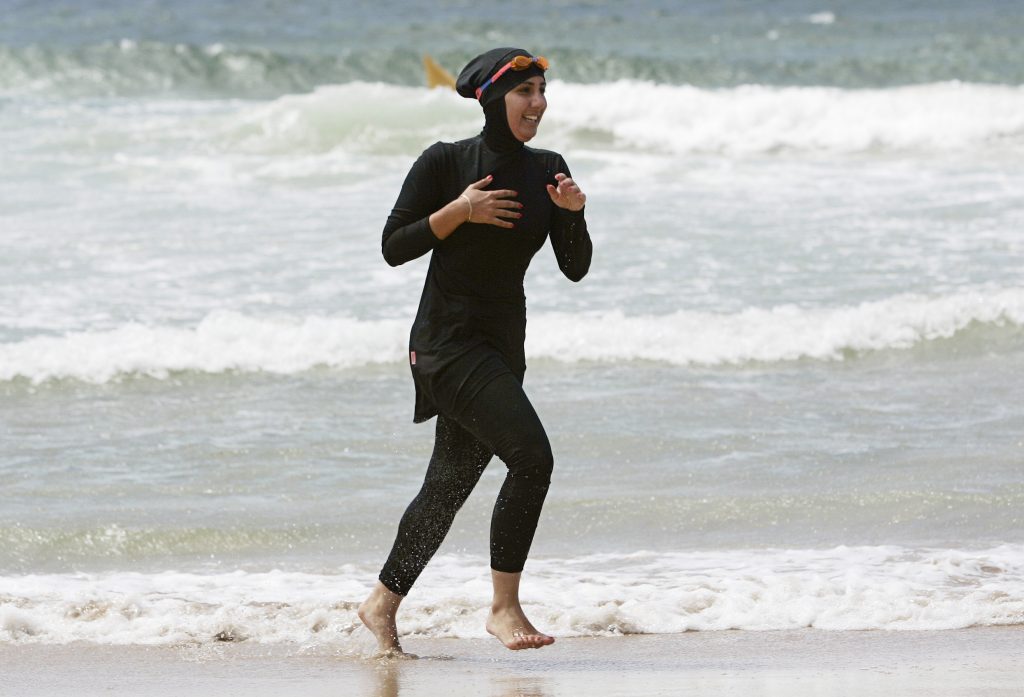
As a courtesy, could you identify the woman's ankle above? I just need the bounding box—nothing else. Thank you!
[490,593,523,611]
[366,581,404,609]
[490,568,524,611]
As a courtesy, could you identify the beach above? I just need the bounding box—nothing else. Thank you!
[2,0,1023,691]
[5,629,1024,696]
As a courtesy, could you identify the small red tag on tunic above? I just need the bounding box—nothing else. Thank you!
[410,350,416,365]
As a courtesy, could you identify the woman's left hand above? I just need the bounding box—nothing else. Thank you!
[546,173,586,212]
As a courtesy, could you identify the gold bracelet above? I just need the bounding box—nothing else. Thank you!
[459,193,472,222]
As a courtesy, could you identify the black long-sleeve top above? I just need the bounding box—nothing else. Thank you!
[382,134,593,422]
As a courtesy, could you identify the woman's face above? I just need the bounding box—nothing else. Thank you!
[504,76,547,142]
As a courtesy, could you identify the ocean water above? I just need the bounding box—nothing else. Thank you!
[2,0,1023,645]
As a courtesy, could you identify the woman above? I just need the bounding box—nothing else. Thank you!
[358,48,592,655]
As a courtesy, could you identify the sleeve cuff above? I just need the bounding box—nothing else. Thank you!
[555,205,585,221]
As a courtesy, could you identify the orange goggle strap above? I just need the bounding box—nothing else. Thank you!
[474,55,548,100]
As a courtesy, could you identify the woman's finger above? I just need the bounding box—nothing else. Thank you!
[488,188,518,200]
[467,175,493,189]
[559,180,583,198]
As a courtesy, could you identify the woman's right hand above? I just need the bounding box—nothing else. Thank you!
[461,175,522,229]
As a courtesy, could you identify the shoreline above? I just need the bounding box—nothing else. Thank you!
[3,627,1022,696]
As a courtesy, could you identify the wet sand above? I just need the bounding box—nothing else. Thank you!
[3,627,1022,696]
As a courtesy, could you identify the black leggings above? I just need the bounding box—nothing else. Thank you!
[378,370,553,596]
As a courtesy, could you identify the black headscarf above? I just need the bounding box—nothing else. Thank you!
[456,48,546,154]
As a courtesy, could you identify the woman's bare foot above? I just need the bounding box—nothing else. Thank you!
[487,569,554,650]
[486,604,555,650]
[358,581,414,657]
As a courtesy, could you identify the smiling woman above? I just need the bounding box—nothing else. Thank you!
[505,75,546,143]
[357,47,592,656]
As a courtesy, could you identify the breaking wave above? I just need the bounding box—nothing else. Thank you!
[1,289,1021,384]
[4,39,1024,98]
[218,79,1024,156]
[2,546,1022,644]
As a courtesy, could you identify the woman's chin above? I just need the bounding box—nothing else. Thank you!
[512,126,538,142]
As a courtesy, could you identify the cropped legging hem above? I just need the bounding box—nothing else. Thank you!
[379,560,529,597]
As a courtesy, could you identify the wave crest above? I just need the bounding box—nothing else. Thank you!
[5,40,1024,97]
[218,80,1024,157]
[552,80,1024,154]
[2,289,1021,384]
[1,546,1022,644]
[0,41,420,97]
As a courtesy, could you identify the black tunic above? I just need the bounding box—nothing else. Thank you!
[382,134,593,422]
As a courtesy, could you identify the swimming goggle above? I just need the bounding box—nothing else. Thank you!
[475,55,549,100]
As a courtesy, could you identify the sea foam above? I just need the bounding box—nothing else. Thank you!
[1,289,1021,384]
[1,546,1021,645]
